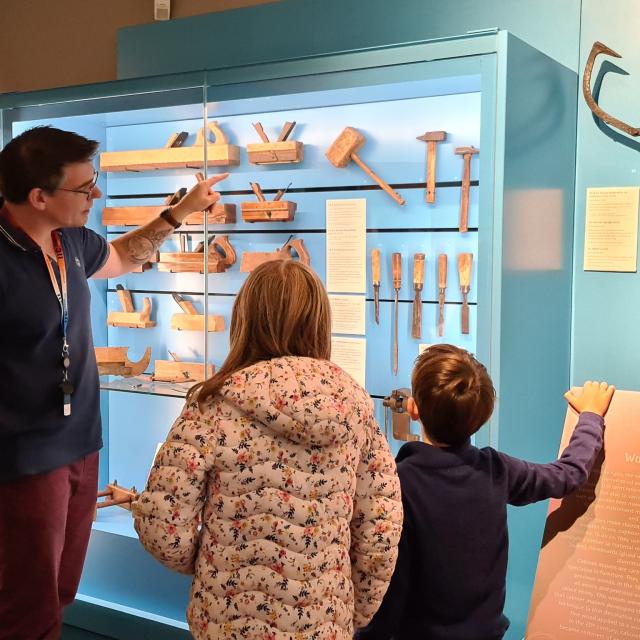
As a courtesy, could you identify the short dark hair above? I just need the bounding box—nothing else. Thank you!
[411,344,496,446]
[0,126,98,203]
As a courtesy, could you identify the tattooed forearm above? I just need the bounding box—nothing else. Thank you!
[112,219,176,265]
[125,229,172,263]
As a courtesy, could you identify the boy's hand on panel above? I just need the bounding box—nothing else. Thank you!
[564,381,615,417]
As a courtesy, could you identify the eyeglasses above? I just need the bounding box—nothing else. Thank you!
[54,170,99,201]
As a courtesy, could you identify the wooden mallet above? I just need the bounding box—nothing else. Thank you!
[455,146,479,232]
[417,131,447,203]
[326,127,405,206]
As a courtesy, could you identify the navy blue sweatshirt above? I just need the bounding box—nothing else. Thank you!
[355,411,604,640]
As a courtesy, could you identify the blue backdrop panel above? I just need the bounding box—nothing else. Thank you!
[79,530,191,626]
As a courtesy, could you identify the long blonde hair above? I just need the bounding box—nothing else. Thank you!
[189,260,331,410]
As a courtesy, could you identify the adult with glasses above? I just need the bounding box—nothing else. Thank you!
[0,125,228,639]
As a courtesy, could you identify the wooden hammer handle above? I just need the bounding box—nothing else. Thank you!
[458,253,472,289]
[438,254,448,289]
[457,150,478,232]
[371,249,381,285]
[392,253,402,289]
[427,141,437,204]
[413,253,425,287]
[351,153,405,206]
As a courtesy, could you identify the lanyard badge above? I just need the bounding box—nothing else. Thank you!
[43,231,73,417]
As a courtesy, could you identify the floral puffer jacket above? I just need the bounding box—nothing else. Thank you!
[133,356,402,640]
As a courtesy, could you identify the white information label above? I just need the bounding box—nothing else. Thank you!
[326,198,367,293]
[329,294,366,335]
[584,187,639,272]
[331,336,366,387]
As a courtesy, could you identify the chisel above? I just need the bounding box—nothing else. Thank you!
[458,253,472,334]
[372,249,381,324]
[392,252,402,375]
[411,253,425,339]
[437,254,447,337]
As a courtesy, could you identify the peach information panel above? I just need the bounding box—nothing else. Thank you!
[526,390,640,639]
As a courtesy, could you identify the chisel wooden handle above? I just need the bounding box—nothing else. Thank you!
[438,254,448,289]
[458,253,472,335]
[392,252,402,289]
[115,285,134,313]
[437,254,448,337]
[372,249,381,286]
[458,253,472,290]
[413,253,425,289]
[392,253,402,376]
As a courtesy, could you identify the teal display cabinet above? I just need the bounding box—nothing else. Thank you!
[0,31,576,639]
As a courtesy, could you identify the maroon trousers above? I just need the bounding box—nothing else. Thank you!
[0,452,99,640]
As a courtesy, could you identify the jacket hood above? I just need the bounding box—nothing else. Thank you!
[217,356,373,446]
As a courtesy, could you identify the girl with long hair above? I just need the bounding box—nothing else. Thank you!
[134,260,401,639]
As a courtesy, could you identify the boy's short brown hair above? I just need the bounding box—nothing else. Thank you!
[411,344,496,446]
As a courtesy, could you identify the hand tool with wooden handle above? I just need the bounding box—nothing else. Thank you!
[371,249,381,325]
[276,121,296,142]
[458,253,473,334]
[416,131,446,203]
[392,252,402,375]
[455,146,479,232]
[171,293,199,315]
[411,253,425,339]
[115,284,134,313]
[252,122,270,142]
[437,254,447,337]
[193,234,214,253]
[250,181,266,202]
[326,127,405,206]
[165,131,189,148]
[273,182,292,202]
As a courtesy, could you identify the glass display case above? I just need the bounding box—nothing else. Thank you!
[0,31,577,639]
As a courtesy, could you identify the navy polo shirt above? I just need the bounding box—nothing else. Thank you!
[0,202,109,483]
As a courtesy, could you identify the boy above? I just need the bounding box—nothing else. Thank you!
[355,344,614,640]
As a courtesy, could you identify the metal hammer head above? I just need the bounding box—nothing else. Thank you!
[417,130,447,143]
[326,127,366,168]
[455,146,479,156]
